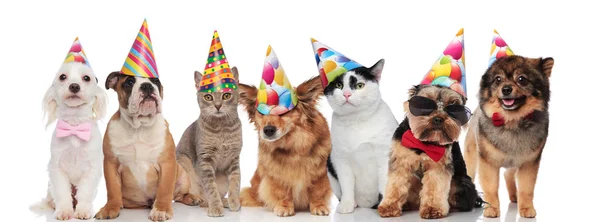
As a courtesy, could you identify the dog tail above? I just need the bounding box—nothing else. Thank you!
[29,195,54,213]
[240,186,263,207]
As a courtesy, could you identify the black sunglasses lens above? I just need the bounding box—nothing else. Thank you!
[409,96,437,116]
[445,105,472,125]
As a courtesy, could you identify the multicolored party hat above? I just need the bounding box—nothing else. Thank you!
[488,30,514,67]
[311,38,363,88]
[63,37,91,67]
[120,19,159,78]
[198,31,237,93]
[420,28,467,97]
[256,46,298,115]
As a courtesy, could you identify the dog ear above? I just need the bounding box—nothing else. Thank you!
[93,86,108,121]
[232,66,240,82]
[527,57,554,78]
[408,85,421,98]
[42,84,57,128]
[105,71,120,90]
[296,75,323,106]
[238,83,258,121]
[194,71,202,91]
[369,59,385,82]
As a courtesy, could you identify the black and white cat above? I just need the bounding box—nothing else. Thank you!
[325,59,398,213]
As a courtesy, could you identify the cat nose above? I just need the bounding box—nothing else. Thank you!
[343,91,352,99]
[263,126,277,137]
[215,104,222,111]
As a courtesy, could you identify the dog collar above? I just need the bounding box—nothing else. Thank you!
[401,129,446,162]
[491,111,535,127]
[56,120,92,141]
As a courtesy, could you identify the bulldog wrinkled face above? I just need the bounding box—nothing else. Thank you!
[105,72,164,120]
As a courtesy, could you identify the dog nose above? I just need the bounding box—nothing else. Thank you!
[141,83,154,94]
[263,126,277,137]
[502,86,513,96]
[343,91,352,100]
[69,83,80,93]
[215,105,222,111]
[432,117,444,125]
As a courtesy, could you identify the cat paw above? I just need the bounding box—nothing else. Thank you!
[378,204,402,217]
[54,207,74,221]
[228,197,241,212]
[148,206,173,221]
[420,206,447,219]
[519,207,536,218]
[273,205,295,217]
[94,205,120,219]
[207,206,224,217]
[310,205,329,216]
[483,206,500,218]
[336,200,356,214]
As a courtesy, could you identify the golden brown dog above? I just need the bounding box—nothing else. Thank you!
[237,76,332,217]
[94,72,196,221]
[464,56,554,218]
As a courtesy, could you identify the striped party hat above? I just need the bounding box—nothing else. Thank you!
[488,30,514,67]
[63,37,91,67]
[256,46,298,115]
[120,19,159,78]
[198,31,237,93]
[420,28,467,97]
[311,38,363,88]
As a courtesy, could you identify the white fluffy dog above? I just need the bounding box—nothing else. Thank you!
[33,61,107,220]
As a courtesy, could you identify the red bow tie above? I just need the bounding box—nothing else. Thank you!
[401,130,446,162]
[491,112,535,127]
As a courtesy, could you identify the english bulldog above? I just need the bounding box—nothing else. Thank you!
[94,72,198,221]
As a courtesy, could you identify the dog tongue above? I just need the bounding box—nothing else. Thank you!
[502,99,515,106]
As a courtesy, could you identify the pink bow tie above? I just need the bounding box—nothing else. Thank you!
[56,120,92,141]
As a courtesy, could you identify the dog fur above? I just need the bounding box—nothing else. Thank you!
[464,56,554,218]
[94,72,194,221]
[237,76,333,217]
[33,62,107,220]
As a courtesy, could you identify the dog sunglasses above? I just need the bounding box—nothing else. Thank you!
[408,96,472,125]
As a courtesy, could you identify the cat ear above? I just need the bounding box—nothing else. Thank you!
[369,59,385,82]
[194,71,202,91]
[231,66,240,82]
[238,83,258,121]
[296,75,323,106]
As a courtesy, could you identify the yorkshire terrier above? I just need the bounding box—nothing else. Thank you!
[378,84,481,219]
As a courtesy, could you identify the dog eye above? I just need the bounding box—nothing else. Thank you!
[83,75,91,82]
[356,83,365,89]
[203,94,213,101]
[124,78,134,87]
[495,76,502,84]
[335,82,343,89]
[150,78,160,85]
[222,93,232,100]
[518,76,528,85]
[59,74,67,81]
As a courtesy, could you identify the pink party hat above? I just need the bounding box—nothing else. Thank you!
[420,28,467,97]
[311,38,363,87]
[121,19,159,78]
[256,46,298,115]
[63,37,91,67]
[488,30,514,67]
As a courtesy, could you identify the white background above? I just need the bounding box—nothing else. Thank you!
[1,0,597,221]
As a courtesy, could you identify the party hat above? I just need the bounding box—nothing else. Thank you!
[311,38,363,88]
[420,28,467,97]
[488,30,514,67]
[120,19,159,78]
[63,37,91,67]
[199,30,237,93]
[256,46,298,115]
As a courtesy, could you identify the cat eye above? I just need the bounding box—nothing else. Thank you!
[203,94,213,101]
[495,76,502,84]
[408,96,471,126]
[335,82,343,89]
[518,76,528,85]
[222,93,232,100]
[59,74,67,81]
[356,83,365,89]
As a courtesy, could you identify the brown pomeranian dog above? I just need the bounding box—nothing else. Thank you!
[464,55,554,218]
[378,85,482,219]
[237,76,332,217]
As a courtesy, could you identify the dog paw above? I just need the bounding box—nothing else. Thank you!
[207,206,224,217]
[336,200,356,214]
[378,204,402,217]
[94,205,120,220]
[310,205,329,216]
[483,206,500,218]
[519,207,536,218]
[228,197,241,212]
[509,194,518,203]
[180,193,203,206]
[54,207,74,220]
[74,209,92,220]
[273,205,295,217]
[420,207,447,219]
[148,206,173,221]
